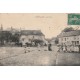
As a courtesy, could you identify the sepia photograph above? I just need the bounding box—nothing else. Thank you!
[0,13,80,66]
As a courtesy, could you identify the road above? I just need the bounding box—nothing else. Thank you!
[0,46,80,66]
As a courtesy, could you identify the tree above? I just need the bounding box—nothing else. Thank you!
[0,31,12,45]
[11,33,20,43]
[62,27,74,32]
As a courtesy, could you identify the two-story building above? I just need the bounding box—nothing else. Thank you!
[58,30,80,52]
[58,30,80,46]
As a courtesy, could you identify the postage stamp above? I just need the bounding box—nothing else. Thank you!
[68,14,80,25]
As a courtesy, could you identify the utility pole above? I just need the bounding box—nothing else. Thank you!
[1,24,3,31]
[0,24,4,45]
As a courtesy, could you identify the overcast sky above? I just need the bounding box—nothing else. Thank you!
[0,13,68,38]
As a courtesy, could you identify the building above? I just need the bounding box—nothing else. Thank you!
[58,30,80,46]
[58,30,80,52]
[50,37,58,45]
[19,30,45,46]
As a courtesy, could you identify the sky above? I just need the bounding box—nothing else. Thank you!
[0,13,68,38]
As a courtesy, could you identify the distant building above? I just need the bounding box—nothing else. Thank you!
[50,37,57,45]
[58,30,80,46]
[19,30,45,46]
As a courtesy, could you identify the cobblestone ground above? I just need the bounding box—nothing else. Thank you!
[0,46,80,66]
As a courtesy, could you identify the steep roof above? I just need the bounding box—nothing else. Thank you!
[58,30,80,37]
[21,30,45,36]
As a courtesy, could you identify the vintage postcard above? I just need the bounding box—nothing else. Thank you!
[0,13,80,66]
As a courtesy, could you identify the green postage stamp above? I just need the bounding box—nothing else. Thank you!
[68,14,80,25]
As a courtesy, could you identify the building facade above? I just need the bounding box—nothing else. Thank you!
[58,30,80,46]
[19,30,45,46]
[58,30,80,52]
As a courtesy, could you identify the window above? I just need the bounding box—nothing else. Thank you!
[72,41,75,45]
[76,41,79,45]
[65,38,66,41]
[33,36,34,39]
[22,38,25,41]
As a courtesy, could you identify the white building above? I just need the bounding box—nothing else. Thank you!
[19,30,45,46]
[58,30,80,46]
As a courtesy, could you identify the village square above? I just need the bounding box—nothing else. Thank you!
[0,13,80,66]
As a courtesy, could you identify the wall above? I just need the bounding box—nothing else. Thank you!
[59,35,80,46]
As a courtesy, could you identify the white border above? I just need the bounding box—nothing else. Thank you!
[0,0,80,80]
[0,66,80,80]
[0,0,80,13]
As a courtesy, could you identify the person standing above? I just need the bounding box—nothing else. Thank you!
[78,45,80,53]
[48,42,52,51]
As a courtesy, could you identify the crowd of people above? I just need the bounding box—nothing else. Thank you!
[57,44,80,53]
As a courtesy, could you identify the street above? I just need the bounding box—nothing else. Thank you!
[0,46,80,66]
